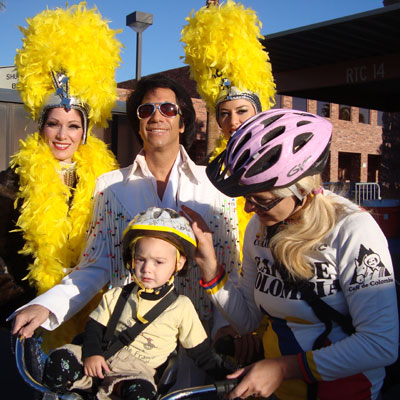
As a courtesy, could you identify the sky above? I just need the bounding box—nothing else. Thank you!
[0,0,385,84]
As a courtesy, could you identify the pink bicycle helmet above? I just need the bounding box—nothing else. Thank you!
[206,109,332,197]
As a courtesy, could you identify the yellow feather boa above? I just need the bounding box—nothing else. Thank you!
[209,134,252,264]
[10,132,118,350]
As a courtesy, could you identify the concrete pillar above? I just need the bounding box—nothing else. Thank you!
[360,153,368,182]
[330,150,338,182]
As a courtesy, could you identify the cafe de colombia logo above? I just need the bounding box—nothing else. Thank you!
[253,235,393,299]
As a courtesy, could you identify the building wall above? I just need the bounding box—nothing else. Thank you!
[299,99,382,183]
[329,104,382,183]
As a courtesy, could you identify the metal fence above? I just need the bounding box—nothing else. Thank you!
[323,182,381,205]
[354,182,381,205]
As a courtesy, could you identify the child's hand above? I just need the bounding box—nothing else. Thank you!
[83,355,111,379]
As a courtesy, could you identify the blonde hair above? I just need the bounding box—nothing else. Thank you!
[268,175,348,280]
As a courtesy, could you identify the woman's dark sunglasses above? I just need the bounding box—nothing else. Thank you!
[137,102,181,119]
[244,196,284,212]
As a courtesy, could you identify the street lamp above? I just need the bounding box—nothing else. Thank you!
[126,11,153,82]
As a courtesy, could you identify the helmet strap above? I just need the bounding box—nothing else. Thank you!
[288,184,305,201]
[174,248,181,275]
[133,272,175,324]
[284,184,308,222]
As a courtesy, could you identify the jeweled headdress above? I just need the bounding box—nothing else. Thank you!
[15,2,122,143]
[181,0,276,114]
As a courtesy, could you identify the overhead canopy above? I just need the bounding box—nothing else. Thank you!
[263,3,400,112]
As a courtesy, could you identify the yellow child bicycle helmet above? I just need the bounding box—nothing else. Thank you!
[122,207,197,276]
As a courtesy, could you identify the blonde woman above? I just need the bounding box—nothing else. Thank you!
[185,109,398,400]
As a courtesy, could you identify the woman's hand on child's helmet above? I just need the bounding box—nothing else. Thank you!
[180,205,219,282]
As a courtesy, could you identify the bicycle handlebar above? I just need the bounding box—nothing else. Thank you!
[215,379,239,394]
[159,379,239,400]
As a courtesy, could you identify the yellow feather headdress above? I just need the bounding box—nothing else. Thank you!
[15,2,122,143]
[181,0,276,113]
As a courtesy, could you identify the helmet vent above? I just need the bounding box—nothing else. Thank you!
[234,149,251,172]
[293,132,313,153]
[231,132,252,160]
[297,120,312,127]
[261,126,285,145]
[245,145,282,178]
[153,209,163,218]
[261,114,285,127]
[293,112,317,118]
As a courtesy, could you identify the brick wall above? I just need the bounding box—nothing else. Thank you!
[326,103,382,182]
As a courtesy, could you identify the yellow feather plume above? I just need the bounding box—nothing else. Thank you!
[15,2,122,133]
[181,0,275,112]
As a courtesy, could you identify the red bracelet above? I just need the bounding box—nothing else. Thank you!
[199,264,225,287]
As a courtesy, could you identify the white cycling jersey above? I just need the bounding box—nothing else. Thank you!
[202,192,398,400]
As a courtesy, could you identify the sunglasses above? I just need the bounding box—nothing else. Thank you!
[137,102,181,119]
[244,196,284,212]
